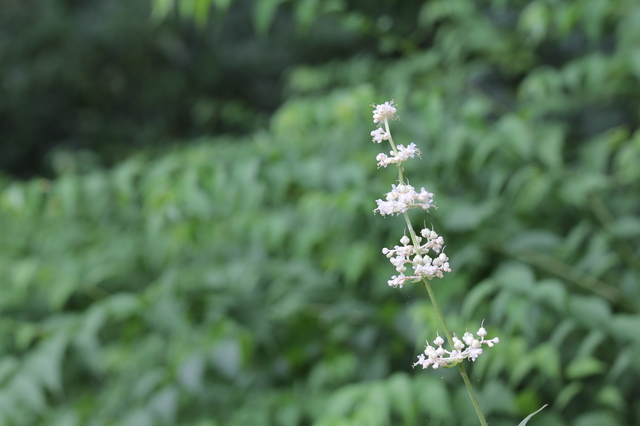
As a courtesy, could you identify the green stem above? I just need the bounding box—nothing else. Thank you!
[384,119,404,183]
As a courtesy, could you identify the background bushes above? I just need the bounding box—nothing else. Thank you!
[0,0,366,177]
[1,0,640,425]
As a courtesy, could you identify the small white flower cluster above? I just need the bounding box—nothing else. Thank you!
[376,143,421,168]
[382,231,451,288]
[371,128,390,143]
[372,101,397,124]
[413,327,500,369]
[371,101,450,286]
[374,183,435,216]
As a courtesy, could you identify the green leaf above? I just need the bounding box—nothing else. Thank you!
[31,336,67,394]
[533,344,561,379]
[149,386,178,423]
[254,0,286,35]
[386,373,415,421]
[339,242,372,285]
[597,385,626,412]
[123,409,154,426]
[566,356,606,379]
[518,404,548,426]
[494,262,536,296]
[567,296,611,329]
[178,354,205,394]
[535,279,567,313]
[506,230,561,252]
[556,382,583,410]
[413,377,453,422]
[480,380,517,415]
[210,339,242,378]
[574,410,622,426]
[0,393,21,424]
[193,0,212,26]
[606,348,632,383]
[442,199,499,231]
[560,172,608,206]
[151,0,174,19]
[609,314,640,344]
[12,375,46,413]
[610,215,640,238]
[460,279,497,318]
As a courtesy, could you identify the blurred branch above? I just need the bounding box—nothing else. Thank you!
[588,193,640,273]
[491,244,636,313]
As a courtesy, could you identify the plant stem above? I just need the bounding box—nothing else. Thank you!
[384,119,405,183]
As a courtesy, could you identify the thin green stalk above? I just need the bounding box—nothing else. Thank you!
[384,119,405,183]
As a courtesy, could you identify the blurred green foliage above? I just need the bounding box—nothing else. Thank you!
[2,0,640,425]
[0,0,365,177]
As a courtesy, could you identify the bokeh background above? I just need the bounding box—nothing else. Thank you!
[1,0,640,425]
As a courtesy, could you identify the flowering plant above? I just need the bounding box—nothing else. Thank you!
[370,101,499,425]
[369,101,548,424]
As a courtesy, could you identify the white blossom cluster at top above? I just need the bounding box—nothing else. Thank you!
[370,102,422,169]
[372,101,397,124]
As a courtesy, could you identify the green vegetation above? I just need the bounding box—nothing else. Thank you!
[1,0,640,425]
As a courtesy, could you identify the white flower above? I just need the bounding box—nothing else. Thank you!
[396,143,420,161]
[381,229,451,286]
[372,101,397,124]
[371,128,389,143]
[375,143,421,168]
[388,274,411,288]
[374,184,435,216]
[413,326,500,369]
[420,229,444,252]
